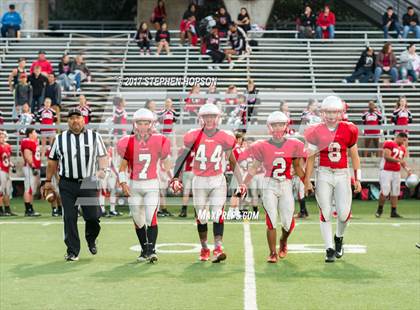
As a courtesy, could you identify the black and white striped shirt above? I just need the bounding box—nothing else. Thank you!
[48,129,107,179]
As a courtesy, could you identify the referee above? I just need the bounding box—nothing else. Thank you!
[44,108,108,261]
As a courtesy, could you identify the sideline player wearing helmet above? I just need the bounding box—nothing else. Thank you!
[170,103,246,263]
[118,108,172,263]
[304,96,361,263]
[241,111,306,263]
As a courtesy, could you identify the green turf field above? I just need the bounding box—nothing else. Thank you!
[1,199,419,310]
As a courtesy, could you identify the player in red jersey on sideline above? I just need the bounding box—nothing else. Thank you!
[0,131,16,216]
[170,103,246,263]
[304,96,361,263]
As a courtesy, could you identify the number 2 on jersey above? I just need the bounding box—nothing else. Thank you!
[195,144,223,171]
[272,157,286,180]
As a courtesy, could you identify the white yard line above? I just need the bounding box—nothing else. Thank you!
[243,221,258,310]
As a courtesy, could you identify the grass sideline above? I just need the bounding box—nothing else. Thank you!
[0,199,419,310]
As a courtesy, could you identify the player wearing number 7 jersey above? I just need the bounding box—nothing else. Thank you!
[170,103,246,263]
[117,108,172,263]
[304,96,361,263]
[241,111,306,263]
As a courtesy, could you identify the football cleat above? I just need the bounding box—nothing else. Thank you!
[0,208,4,216]
[294,212,307,219]
[178,206,187,218]
[199,248,211,261]
[267,252,278,263]
[162,209,173,217]
[391,210,402,218]
[416,243,420,249]
[157,210,166,217]
[25,211,41,217]
[4,209,17,216]
[278,240,288,259]
[108,211,122,217]
[88,242,98,255]
[334,235,344,258]
[325,248,336,263]
[52,208,60,217]
[65,253,79,262]
[148,252,158,264]
[375,207,383,218]
[137,251,148,262]
[211,247,227,263]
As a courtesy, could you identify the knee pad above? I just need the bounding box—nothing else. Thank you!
[213,222,224,236]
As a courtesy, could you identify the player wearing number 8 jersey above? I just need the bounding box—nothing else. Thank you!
[242,111,306,263]
[118,108,172,263]
[304,96,361,263]
[170,103,246,263]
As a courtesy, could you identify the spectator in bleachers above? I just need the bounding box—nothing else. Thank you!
[151,0,167,31]
[15,103,35,135]
[225,84,238,116]
[374,43,398,83]
[157,98,179,135]
[44,73,62,124]
[225,23,248,69]
[392,96,412,135]
[343,46,376,83]
[14,73,32,117]
[315,5,335,39]
[28,65,47,113]
[362,100,383,157]
[1,4,21,38]
[57,54,74,91]
[206,83,219,106]
[71,54,91,92]
[30,50,53,77]
[77,95,92,125]
[382,6,402,39]
[297,5,316,39]
[155,22,171,55]
[279,100,294,134]
[8,57,26,92]
[112,96,127,136]
[301,99,320,125]
[183,15,199,46]
[135,22,152,55]
[399,43,418,83]
[237,7,251,33]
[402,6,420,39]
[180,3,197,45]
[205,26,225,69]
[216,6,232,37]
[185,85,204,120]
[37,98,57,159]
[245,79,258,124]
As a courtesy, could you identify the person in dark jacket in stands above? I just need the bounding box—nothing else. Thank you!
[216,6,231,37]
[297,5,316,38]
[237,7,251,33]
[134,22,152,55]
[44,73,62,124]
[382,6,402,38]
[402,6,420,39]
[205,26,225,69]
[156,22,171,55]
[14,73,32,117]
[28,65,47,113]
[343,47,376,83]
[225,23,248,69]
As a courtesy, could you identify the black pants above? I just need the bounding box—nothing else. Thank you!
[31,95,44,113]
[59,178,101,256]
[207,50,225,63]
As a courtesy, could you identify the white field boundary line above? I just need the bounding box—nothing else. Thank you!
[0,221,419,226]
[243,221,258,310]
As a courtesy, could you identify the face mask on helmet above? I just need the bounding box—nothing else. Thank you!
[200,114,219,130]
[268,122,287,139]
[322,109,342,126]
[134,119,153,137]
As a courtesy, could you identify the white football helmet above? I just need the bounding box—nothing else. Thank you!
[0,130,8,142]
[405,174,419,189]
[321,95,343,126]
[198,103,221,130]
[133,108,155,137]
[267,111,289,139]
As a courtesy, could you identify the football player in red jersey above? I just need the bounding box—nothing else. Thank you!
[376,132,412,218]
[170,103,246,263]
[304,96,361,263]
[241,112,306,263]
[20,128,41,216]
[0,131,16,216]
[118,108,172,263]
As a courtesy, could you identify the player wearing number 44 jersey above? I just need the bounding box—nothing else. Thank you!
[118,108,172,263]
[170,103,246,263]
[241,111,306,263]
[376,133,412,218]
[304,96,361,263]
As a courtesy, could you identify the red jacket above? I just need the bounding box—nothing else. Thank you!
[30,60,53,75]
[317,12,336,27]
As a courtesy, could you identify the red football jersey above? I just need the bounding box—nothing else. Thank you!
[0,143,12,173]
[226,143,244,172]
[78,105,92,124]
[178,148,194,172]
[304,122,359,169]
[37,107,57,132]
[238,145,265,174]
[362,110,382,135]
[20,138,41,169]
[249,138,305,180]
[117,134,171,180]
[382,140,406,172]
[184,129,235,177]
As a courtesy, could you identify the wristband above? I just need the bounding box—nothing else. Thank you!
[118,171,127,184]
[354,169,361,181]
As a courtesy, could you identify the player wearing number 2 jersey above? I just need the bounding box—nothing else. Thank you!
[170,103,246,263]
[242,111,306,263]
[376,132,412,218]
[304,96,361,263]
[118,108,172,263]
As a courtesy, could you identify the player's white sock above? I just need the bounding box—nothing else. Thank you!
[336,220,348,238]
[320,221,333,249]
[110,196,116,212]
[99,194,105,212]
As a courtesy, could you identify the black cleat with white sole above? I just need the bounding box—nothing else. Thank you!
[334,235,344,258]
[325,248,336,263]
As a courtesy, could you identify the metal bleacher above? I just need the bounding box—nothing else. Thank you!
[0,29,419,164]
